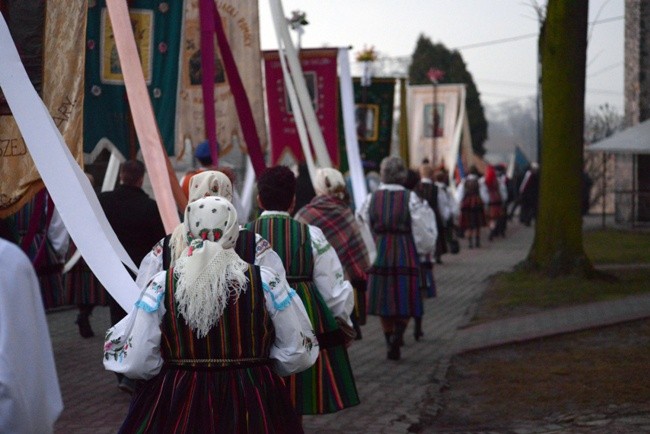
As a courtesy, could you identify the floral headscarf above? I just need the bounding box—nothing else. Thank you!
[169,171,234,264]
[173,196,247,338]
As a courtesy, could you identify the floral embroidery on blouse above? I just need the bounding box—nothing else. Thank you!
[104,330,133,363]
[255,238,272,256]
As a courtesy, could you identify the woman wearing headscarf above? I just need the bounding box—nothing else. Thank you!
[455,165,487,248]
[104,196,317,433]
[294,168,371,339]
[358,156,437,361]
[136,171,286,289]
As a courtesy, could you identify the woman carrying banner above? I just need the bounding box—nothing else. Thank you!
[104,196,317,433]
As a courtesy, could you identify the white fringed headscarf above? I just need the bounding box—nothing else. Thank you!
[314,167,347,200]
[173,196,248,338]
[169,171,234,265]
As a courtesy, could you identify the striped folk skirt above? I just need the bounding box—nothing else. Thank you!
[367,233,423,318]
[287,280,360,415]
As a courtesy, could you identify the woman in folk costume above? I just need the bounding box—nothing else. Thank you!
[104,196,317,434]
[455,165,486,249]
[358,156,437,361]
[480,165,507,241]
[412,164,443,340]
[294,168,371,340]
[136,170,286,288]
[245,166,360,416]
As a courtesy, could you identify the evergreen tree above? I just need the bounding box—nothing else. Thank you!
[408,34,488,156]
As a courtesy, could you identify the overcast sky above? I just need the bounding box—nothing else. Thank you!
[258,0,625,112]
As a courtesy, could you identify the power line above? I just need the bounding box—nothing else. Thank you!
[454,15,623,50]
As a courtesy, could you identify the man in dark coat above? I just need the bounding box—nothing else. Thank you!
[98,159,166,393]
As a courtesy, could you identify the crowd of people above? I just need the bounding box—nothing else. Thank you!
[0,147,542,433]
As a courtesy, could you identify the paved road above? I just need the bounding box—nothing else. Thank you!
[50,220,649,433]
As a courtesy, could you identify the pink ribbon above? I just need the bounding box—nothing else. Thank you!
[209,2,266,176]
[199,0,218,166]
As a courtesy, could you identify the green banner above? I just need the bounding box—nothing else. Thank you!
[84,0,182,156]
[338,77,395,173]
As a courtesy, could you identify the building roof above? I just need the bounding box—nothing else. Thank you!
[586,119,650,154]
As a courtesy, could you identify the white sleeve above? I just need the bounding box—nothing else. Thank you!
[261,266,319,376]
[454,180,465,204]
[437,186,452,222]
[409,193,437,255]
[135,238,165,289]
[356,193,373,227]
[519,171,532,194]
[47,208,70,259]
[499,178,509,202]
[309,225,355,323]
[103,272,166,380]
[254,233,288,283]
[479,179,490,204]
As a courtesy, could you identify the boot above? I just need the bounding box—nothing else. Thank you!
[387,333,401,360]
[76,313,94,338]
[468,237,474,249]
[414,317,424,341]
[475,236,481,248]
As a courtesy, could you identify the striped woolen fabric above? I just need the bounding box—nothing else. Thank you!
[294,195,369,282]
[117,265,303,434]
[234,227,257,264]
[64,244,107,305]
[247,215,360,415]
[367,189,422,317]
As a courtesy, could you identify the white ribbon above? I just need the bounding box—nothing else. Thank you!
[269,0,332,170]
[269,0,318,184]
[338,47,368,210]
[0,14,140,311]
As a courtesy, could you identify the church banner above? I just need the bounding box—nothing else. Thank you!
[407,83,464,170]
[0,1,87,217]
[84,0,183,158]
[176,0,267,171]
[263,48,339,167]
[339,77,395,173]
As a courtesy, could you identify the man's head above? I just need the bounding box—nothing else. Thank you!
[119,160,145,187]
[380,156,407,185]
[257,165,296,211]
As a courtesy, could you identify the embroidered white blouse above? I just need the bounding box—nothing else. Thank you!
[258,210,355,323]
[103,266,318,380]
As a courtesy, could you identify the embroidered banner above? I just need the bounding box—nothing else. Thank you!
[0,1,86,218]
[176,0,267,173]
[84,0,183,158]
[263,48,340,167]
[339,77,395,173]
[407,83,464,170]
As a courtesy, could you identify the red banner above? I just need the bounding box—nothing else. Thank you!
[263,48,339,166]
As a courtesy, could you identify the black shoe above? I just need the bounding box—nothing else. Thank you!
[75,314,94,338]
[475,236,481,248]
[118,377,135,395]
[414,318,423,341]
[435,256,443,264]
[387,334,401,360]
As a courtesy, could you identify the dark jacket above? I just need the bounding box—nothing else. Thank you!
[98,185,166,267]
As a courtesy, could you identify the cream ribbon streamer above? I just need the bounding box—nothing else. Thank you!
[338,47,368,211]
[269,0,332,170]
[0,14,140,311]
[105,0,180,233]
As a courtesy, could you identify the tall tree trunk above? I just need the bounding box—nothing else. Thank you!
[526,1,593,276]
